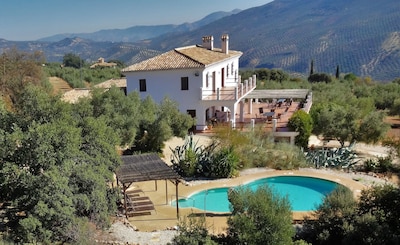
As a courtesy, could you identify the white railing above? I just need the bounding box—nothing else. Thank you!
[201,74,256,101]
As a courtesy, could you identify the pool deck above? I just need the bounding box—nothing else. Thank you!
[125,168,367,234]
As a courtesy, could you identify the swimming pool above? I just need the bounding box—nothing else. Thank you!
[172,176,339,212]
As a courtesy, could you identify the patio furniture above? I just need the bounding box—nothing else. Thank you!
[125,194,156,217]
[263,111,275,122]
[263,111,275,118]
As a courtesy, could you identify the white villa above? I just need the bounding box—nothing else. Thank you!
[122,34,256,130]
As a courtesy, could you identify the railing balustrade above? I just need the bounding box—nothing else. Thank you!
[201,75,256,101]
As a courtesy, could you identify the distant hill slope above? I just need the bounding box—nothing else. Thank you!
[0,37,163,65]
[37,9,241,43]
[1,1,399,82]
[145,0,400,82]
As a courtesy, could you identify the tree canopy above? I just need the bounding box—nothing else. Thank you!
[310,102,389,147]
[287,109,313,149]
[298,184,400,245]
[63,53,84,69]
[226,186,294,245]
[0,85,120,243]
[0,48,45,107]
[0,53,194,243]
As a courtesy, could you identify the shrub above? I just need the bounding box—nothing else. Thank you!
[170,136,240,178]
[172,216,218,245]
[170,135,206,177]
[208,146,239,178]
[227,185,294,245]
[361,156,394,173]
[308,73,333,83]
[213,125,308,170]
[344,73,357,81]
[287,110,313,149]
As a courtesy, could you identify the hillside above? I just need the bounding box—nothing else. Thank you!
[0,0,399,81]
[145,0,400,81]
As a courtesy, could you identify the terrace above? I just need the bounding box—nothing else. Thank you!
[202,89,312,144]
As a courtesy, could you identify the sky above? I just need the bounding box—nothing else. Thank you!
[0,0,273,41]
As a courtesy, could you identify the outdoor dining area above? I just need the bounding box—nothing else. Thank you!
[257,98,293,123]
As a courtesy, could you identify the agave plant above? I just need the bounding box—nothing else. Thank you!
[170,135,202,177]
[306,147,359,171]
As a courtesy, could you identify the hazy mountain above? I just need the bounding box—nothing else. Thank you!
[145,0,400,82]
[37,9,241,43]
[1,1,399,82]
[0,9,240,64]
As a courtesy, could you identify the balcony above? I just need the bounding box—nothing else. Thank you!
[201,77,256,101]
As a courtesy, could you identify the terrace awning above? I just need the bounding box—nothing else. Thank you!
[244,89,310,100]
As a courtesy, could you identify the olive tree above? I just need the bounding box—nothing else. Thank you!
[287,110,313,149]
[226,186,294,245]
[298,185,357,245]
[63,53,84,69]
[311,103,388,147]
[0,86,120,243]
[298,185,400,245]
[134,96,194,152]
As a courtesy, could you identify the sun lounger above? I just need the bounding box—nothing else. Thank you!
[129,201,154,207]
[130,196,151,202]
[124,194,156,217]
[125,188,144,195]
[126,204,156,217]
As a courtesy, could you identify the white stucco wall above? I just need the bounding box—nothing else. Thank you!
[126,68,202,110]
[124,55,241,129]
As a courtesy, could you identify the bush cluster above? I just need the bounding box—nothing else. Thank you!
[213,126,308,170]
[44,63,122,88]
[170,135,239,178]
[298,184,400,244]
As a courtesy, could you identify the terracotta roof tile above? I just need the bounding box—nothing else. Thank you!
[177,46,242,66]
[61,89,91,103]
[61,78,127,103]
[94,78,126,88]
[122,45,242,72]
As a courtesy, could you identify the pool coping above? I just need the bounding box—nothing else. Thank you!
[173,175,344,213]
[126,168,367,233]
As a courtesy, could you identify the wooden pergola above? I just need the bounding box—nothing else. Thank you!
[115,153,182,218]
[244,89,310,100]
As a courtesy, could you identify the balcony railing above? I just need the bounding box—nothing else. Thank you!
[201,75,257,101]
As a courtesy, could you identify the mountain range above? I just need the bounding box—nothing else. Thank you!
[0,0,399,82]
[37,9,242,43]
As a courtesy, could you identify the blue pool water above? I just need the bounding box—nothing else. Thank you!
[172,176,339,212]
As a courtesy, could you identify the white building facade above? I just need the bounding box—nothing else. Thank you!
[122,35,256,130]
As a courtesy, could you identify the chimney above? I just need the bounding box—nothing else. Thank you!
[221,34,229,54]
[202,35,214,50]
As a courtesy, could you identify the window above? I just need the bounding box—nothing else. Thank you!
[206,73,209,87]
[231,63,234,75]
[139,79,146,92]
[187,110,196,118]
[181,77,189,90]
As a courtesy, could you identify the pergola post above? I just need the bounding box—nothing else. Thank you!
[122,183,128,219]
[175,180,179,219]
[116,154,182,220]
[165,180,168,204]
